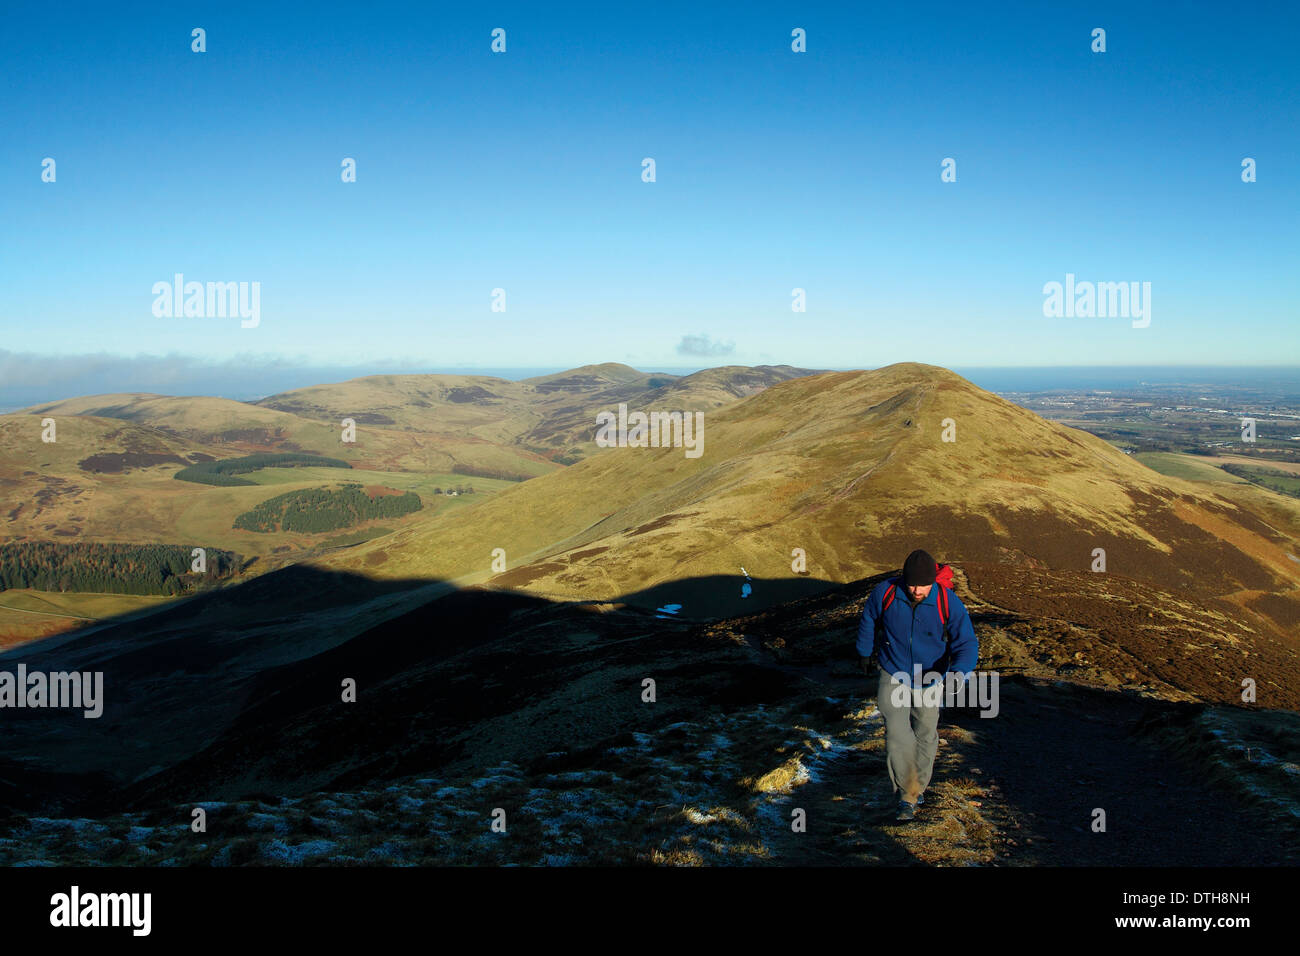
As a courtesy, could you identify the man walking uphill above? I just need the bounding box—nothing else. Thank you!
[856,549,978,821]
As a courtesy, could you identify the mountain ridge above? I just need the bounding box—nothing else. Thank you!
[314,363,1300,647]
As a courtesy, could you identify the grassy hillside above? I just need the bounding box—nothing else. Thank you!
[16,391,560,477]
[0,414,511,562]
[2,365,819,644]
[256,363,820,461]
[9,363,1297,649]
[22,392,308,438]
[1133,451,1251,483]
[0,590,175,650]
[318,363,1300,642]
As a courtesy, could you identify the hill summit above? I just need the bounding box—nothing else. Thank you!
[320,363,1299,642]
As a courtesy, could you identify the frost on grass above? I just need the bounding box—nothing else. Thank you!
[0,688,875,865]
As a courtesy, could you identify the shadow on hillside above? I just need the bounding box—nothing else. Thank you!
[0,563,1290,865]
[0,564,847,815]
[934,678,1296,865]
[602,572,839,619]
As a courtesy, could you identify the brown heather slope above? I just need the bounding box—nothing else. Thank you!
[0,413,468,552]
[11,364,821,504]
[0,363,818,645]
[19,392,305,437]
[14,393,558,478]
[0,414,220,542]
[255,363,819,458]
[515,364,819,451]
[319,363,1300,646]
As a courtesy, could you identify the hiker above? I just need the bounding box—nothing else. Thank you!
[856,549,978,821]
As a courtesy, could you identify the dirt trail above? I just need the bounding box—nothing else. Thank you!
[0,603,97,620]
[756,676,1293,865]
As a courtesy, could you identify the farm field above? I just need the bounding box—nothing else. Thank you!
[1212,453,1300,476]
[1132,452,1250,483]
[0,589,176,650]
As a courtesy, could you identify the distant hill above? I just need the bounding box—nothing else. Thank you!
[517,364,816,450]
[16,391,557,477]
[0,363,826,639]
[319,362,1300,647]
[254,362,821,458]
[19,393,303,438]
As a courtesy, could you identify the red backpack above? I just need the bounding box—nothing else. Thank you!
[882,562,954,629]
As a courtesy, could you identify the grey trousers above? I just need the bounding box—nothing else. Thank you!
[875,670,941,804]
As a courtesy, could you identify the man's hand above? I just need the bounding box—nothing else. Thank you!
[860,655,878,678]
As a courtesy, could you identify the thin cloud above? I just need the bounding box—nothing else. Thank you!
[676,334,735,358]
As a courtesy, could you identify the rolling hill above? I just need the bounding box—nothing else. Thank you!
[5,364,821,556]
[255,362,819,458]
[0,364,826,646]
[317,363,1300,649]
[16,392,559,478]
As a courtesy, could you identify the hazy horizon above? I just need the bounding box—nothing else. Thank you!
[1,355,1297,413]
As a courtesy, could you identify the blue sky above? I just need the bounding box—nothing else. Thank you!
[2,0,1297,379]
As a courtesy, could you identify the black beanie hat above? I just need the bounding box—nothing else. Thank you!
[902,549,937,587]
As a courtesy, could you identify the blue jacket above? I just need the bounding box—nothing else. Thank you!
[855,577,978,684]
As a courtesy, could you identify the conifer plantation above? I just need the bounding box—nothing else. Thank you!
[0,542,240,595]
[232,483,422,533]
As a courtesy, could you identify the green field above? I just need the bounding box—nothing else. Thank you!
[1222,464,1300,498]
[316,527,397,549]
[0,589,181,649]
[155,467,515,552]
[0,589,176,618]
[1132,452,1249,483]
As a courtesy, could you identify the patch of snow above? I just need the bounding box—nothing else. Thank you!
[363,841,404,862]
[685,807,721,824]
[246,812,289,833]
[260,838,337,864]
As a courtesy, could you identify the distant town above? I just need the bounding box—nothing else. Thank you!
[1001,380,1300,461]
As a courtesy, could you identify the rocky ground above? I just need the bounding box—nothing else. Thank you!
[2,563,1295,866]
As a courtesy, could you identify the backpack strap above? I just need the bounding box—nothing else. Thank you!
[882,579,950,635]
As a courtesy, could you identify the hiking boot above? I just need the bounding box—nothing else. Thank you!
[916,792,925,805]
[896,800,917,821]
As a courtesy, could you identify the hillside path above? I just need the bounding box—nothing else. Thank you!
[755,676,1291,865]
